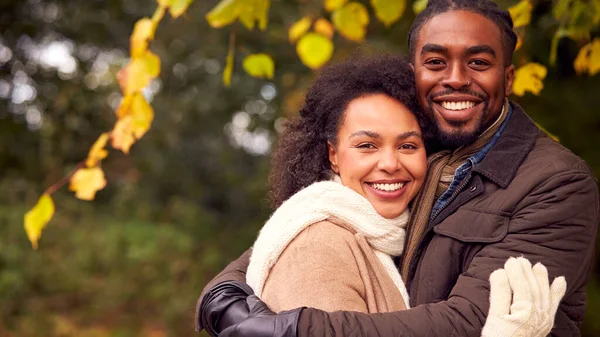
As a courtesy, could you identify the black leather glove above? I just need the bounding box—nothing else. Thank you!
[219,295,304,337]
[196,281,254,336]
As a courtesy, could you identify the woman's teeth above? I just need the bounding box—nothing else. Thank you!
[371,182,404,192]
[440,101,476,110]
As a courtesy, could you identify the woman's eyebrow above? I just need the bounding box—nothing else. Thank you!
[397,131,422,140]
[349,130,381,139]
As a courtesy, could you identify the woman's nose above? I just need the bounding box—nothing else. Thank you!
[377,150,401,173]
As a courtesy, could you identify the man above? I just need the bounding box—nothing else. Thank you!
[196,0,599,336]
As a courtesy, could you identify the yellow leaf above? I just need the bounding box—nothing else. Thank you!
[69,167,107,201]
[512,62,547,96]
[508,0,532,28]
[130,93,154,138]
[590,39,600,75]
[314,18,335,39]
[164,0,194,18]
[111,94,154,153]
[371,0,405,27]
[332,2,370,42]
[118,51,161,95]
[289,17,312,43]
[111,116,136,154]
[206,0,270,31]
[24,194,54,249]
[515,34,523,51]
[296,32,334,69]
[243,53,274,79]
[130,18,156,58]
[224,34,235,87]
[325,0,348,12]
[85,133,110,168]
[412,0,427,14]
[206,0,238,28]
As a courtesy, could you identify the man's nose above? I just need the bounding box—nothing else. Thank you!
[441,63,470,89]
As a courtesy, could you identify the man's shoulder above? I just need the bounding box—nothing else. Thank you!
[524,133,595,178]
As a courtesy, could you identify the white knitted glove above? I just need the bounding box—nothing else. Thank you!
[481,257,567,337]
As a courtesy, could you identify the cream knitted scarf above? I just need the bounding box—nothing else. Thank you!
[247,179,410,308]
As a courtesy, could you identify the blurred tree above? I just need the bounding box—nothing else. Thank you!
[0,0,599,336]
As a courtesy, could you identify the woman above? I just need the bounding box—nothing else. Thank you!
[244,54,565,335]
[247,55,426,312]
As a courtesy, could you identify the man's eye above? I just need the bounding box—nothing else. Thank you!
[425,59,444,65]
[469,59,490,68]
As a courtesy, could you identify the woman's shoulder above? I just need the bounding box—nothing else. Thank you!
[289,220,359,254]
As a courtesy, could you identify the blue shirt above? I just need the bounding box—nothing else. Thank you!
[430,105,513,221]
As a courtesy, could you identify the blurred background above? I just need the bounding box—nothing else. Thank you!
[0,0,598,336]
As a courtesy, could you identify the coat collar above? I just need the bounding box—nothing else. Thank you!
[472,101,540,188]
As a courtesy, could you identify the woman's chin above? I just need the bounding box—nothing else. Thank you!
[375,205,408,219]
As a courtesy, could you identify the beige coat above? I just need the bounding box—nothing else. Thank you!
[261,220,407,313]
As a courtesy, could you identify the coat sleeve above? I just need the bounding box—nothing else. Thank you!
[261,221,369,313]
[197,248,252,308]
[297,170,599,337]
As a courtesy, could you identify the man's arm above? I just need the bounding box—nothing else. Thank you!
[297,171,598,337]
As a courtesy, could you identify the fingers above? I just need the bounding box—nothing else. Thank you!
[247,295,276,315]
[549,276,567,316]
[504,257,531,306]
[532,262,550,314]
[488,268,511,317]
[517,257,541,313]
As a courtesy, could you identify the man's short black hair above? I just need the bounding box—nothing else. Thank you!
[408,0,518,66]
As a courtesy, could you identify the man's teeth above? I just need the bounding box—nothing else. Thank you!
[371,182,404,192]
[440,101,476,110]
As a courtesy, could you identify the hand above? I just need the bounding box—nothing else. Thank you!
[196,281,254,336]
[219,295,304,337]
[481,257,567,337]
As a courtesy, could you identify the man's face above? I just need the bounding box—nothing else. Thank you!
[412,10,514,149]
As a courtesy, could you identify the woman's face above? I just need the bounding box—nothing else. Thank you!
[328,94,427,219]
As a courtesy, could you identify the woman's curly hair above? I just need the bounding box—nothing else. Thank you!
[268,55,431,209]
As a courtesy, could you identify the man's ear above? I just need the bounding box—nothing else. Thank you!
[328,141,339,174]
[504,64,515,97]
[409,63,415,73]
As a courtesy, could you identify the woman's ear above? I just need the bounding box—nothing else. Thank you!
[328,141,339,174]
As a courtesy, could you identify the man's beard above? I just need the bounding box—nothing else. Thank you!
[426,89,490,150]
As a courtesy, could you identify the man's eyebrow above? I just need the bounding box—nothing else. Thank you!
[397,131,422,140]
[420,43,447,55]
[349,130,381,139]
[466,45,496,57]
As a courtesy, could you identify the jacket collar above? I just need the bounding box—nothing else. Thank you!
[472,101,540,188]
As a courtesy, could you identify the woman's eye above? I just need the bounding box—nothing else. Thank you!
[357,143,376,149]
[399,143,418,150]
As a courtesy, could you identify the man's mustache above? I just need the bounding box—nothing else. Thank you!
[427,88,488,101]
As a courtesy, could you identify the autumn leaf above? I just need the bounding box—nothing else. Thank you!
[243,54,274,79]
[118,51,161,95]
[162,0,194,18]
[206,0,270,31]
[508,0,533,28]
[111,94,154,152]
[296,32,334,69]
[412,0,427,14]
[314,18,335,39]
[512,62,548,96]
[85,133,110,168]
[574,39,600,75]
[24,194,55,249]
[325,0,348,12]
[332,2,370,42]
[224,33,235,87]
[371,0,405,27]
[69,167,107,201]
[112,116,136,153]
[130,18,156,58]
[289,17,312,43]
